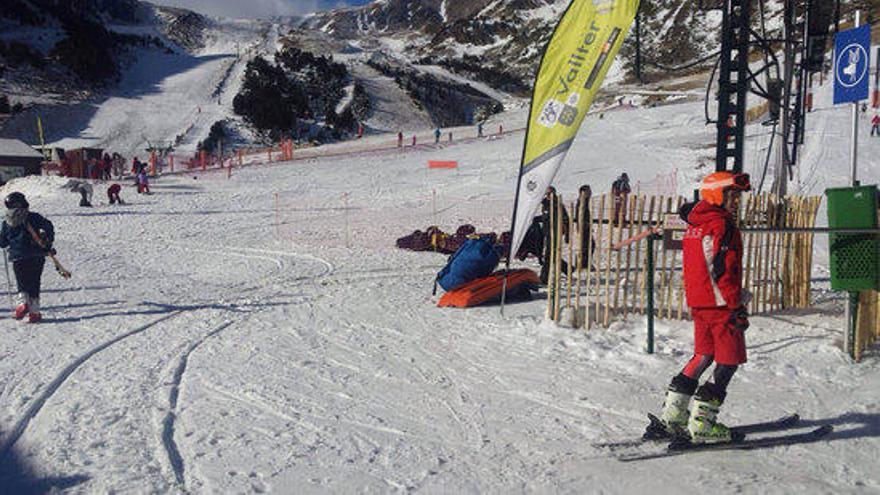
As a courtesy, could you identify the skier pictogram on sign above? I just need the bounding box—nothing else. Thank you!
[834,24,872,104]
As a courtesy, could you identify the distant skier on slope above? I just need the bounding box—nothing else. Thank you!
[434,127,442,144]
[0,192,55,323]
[107,183,124,205]
[63,179,93,207]
[137,170,151,194]
[871,114,880,137]
[112,153,125,178]
[654,171,751,444]
[131,157,146,185]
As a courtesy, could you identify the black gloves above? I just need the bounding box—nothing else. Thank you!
[728,307,749,332]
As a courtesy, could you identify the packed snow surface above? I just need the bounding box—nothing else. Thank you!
[0,70,879,493]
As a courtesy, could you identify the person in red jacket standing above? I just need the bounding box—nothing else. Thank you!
[871,114,880,136]
[653,171,751,444]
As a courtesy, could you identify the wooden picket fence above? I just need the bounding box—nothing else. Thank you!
[546,192,822,328]
[855,291,880,362]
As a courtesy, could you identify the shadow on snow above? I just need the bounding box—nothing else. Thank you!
[0,446,89,494]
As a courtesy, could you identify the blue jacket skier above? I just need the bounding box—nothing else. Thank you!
[0,192,55,322]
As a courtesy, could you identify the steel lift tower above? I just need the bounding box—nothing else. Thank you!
[712,0,752,174]
[700,0,834,188]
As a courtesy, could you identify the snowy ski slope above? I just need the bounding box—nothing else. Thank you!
[41,18,276,157]
[0,67,878,492]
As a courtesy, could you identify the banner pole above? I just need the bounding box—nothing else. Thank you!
[500,0,583,317]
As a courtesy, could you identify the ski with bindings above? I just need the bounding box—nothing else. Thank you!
[616,424,833,462]
[594,413,800,450]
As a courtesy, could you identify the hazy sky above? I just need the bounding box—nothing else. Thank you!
[157,0,373,19]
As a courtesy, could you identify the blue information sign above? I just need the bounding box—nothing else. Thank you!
[834,24,872,104]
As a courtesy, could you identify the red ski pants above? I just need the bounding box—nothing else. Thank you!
[692,307,747,366]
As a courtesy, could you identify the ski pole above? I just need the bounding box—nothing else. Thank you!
[24,224,71,279]
[3,249,13,310]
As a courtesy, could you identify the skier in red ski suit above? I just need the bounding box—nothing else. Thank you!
[107,184,123,205]
[656,171,751,444]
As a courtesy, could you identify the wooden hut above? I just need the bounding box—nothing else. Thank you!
[0,138,45,185]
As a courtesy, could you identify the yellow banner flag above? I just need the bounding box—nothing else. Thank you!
[509,0,639,259]
[36,115,48,160]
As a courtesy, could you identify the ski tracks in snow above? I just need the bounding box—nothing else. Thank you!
[0,241,332,490]
[161,320,234,488]
[0,311,185,462]
[152,245,332,490]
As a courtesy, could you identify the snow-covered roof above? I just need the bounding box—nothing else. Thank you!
[0,138,44,159]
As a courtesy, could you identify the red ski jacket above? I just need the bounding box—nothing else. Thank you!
[681,201,744,309]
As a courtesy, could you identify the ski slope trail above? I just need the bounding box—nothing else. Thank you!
[45,19,272,156]
[0,79,878,492]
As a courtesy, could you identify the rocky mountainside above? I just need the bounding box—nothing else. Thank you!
[304,0,877,91]
[153,6,210,53]
[0,0,208,97]
[303,0,564,93]
[303,0,724,89]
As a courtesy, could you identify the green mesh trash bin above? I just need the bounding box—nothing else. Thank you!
[825,185,879,291]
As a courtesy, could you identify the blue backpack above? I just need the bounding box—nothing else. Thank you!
[435,237,501,293]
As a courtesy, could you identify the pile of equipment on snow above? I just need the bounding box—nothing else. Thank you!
[397,224,489,254]
[396,224,541,308]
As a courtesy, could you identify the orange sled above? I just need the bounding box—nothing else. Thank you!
[438,269,540,308]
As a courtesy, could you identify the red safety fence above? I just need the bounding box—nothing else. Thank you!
[39,126,528,182]
[161,126,527,179]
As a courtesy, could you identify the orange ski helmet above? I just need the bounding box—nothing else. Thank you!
[700,172,751,206]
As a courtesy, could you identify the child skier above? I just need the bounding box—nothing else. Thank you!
[0,192,55,323]
[654,171,751,444]
[137,171,151,194]
[107,183,124,204]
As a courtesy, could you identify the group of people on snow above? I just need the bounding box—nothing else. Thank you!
[393,121,489,148]
[1,144,171,324]
[527,174,629,284]
[63,178,129,208]
[62,153,159,208]
[2,154,162,322]
[84,153,126,181]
